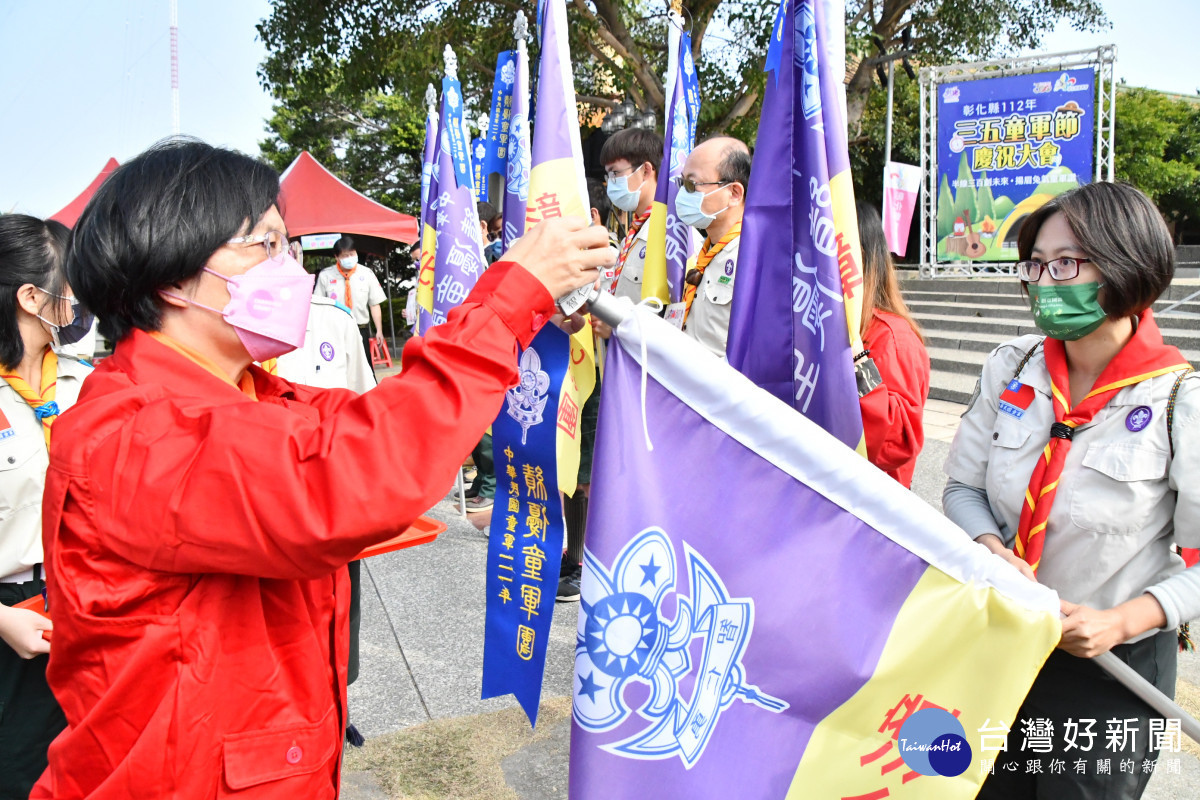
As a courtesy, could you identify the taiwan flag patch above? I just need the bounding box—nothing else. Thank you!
[999,379,1036,419]
[0,409,13,440]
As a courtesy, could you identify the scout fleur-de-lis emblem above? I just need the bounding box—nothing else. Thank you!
[574,528,787,768]
[506,347,551,444]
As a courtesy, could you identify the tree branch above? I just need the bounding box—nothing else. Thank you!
[711,87,759,134]
[574,0,665,108]
[577,94,621,108]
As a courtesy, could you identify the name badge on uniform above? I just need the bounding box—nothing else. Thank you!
[664,302,686,330]
[999,379,1035,419]
[0,409,12,440]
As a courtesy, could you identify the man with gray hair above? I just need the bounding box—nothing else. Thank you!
[675,136,751,357]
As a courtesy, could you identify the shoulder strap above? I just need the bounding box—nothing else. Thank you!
[1010,338,1045,382]
[1168,368,1193,459]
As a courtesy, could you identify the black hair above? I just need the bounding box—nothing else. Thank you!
[599,128,663,174]
[69,138,280,342]
[476,201,499,225]
[0,215,69,369]
[715,142,752,192]
[333,235,356,256]
[855,202,922,342]
[586,177,611,223]
[1017,182,1174,318]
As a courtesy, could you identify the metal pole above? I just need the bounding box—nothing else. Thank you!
[385,257,396,356]
[884,59,895,165]
[1094,651,1200,744]
[583,287,628,329]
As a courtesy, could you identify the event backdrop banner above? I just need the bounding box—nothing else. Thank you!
[935,68,1094,262]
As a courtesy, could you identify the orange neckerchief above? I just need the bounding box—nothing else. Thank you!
[683,222,742,323]
[608,209,652,292]
[2,347,58,448]
[148,332,257,400]
[1015,311,1188,573]
[337,265,356,310]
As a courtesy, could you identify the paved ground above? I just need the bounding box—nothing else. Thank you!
[341,387,1200,798]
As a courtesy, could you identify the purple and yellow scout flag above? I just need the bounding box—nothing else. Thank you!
[523,0,595,495]
[641,11,700,305]
[502,11,531,249]
[416,83,439,334]
[570,306,1061,798]
[429,45,487,327]
[726,0,866,451]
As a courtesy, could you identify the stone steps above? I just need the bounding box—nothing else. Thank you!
[901,277,1200,404]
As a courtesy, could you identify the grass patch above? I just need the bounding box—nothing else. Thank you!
[343,697,571,800]
[1174,677,1200,760]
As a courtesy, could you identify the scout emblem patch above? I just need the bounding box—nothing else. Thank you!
[1126,406,1152,432]
[0,408,13,440]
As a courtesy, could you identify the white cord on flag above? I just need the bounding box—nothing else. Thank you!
[629,298,664,453]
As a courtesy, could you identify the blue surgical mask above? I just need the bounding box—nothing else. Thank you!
[675,184,731,230]
[36,292,94,347]
[606,165,645,213]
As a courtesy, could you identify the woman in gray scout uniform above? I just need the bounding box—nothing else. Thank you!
[944,182,1200,798]
[0,215,93,799]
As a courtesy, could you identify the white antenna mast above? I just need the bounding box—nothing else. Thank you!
[170,0,180,135]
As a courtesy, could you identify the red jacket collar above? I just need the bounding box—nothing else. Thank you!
[104,329,299,403]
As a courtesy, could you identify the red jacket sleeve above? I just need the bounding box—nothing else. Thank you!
[859,314,931,474]
[88,261,555,579]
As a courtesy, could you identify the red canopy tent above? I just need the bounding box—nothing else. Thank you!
[277,151,418,253]
[50,158,119,227]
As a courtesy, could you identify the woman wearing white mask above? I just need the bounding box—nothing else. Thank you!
[675,136,751,358]
[32,139,611,798]
[0,215,93,799]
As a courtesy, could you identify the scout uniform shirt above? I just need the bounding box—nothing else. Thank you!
[274,297,377,394]
[609,214,652,305]
[315,264,386,327]
[683,232,741,358]
[945,333,1200,641]
[0,354,90,581]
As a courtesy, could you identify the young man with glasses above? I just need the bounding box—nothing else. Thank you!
[597,129,663,313]
[675,136,751,357]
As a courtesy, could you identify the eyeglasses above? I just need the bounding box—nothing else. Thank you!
[227,230,290,262]
[604,164,643,181]
[1016,257,1094,282]
[672,177,728,194]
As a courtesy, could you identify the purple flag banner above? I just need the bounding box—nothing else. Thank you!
[726,0,865,450]
[416,96,440,334]
[568,309,1060,798]
[430,85,486,327]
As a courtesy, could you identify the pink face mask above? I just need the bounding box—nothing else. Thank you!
[161,254,316,361]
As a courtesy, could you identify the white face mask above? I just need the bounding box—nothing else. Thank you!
[338,255,358,269]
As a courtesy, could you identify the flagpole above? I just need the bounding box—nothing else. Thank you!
[1093,651,1200,743]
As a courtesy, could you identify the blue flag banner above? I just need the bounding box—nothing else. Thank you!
[568,308,1061,798]
[472,136,487,202]
[503,38,531,248]
[482,325,570,724]
[416,100,440,334]
[680,31,700,144]
[485,50,517,182]
[442,75,472,189]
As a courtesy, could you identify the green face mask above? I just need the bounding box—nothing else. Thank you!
[1027,282,1107,340]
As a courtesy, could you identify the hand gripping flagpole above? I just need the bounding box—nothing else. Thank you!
[583,284,1200,744]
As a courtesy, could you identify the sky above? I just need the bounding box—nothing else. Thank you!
[1,0,1197,219]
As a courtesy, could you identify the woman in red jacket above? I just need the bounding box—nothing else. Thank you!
[855,202,931,488]
[33,140,610,799]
